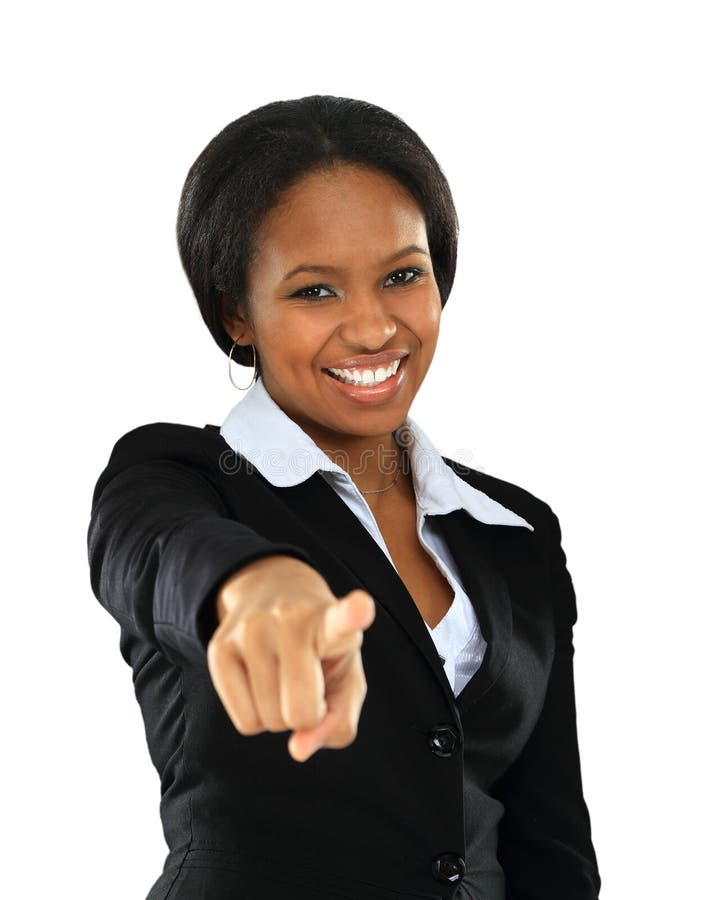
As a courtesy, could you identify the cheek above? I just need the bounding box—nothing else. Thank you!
[410,290,442,336]
[259,310,329,370]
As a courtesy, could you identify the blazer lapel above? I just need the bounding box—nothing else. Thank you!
[430,510,514,713]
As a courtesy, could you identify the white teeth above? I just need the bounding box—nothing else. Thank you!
[328,358,402,386]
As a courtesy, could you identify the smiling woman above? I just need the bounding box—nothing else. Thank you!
[87,95,601,900]
[221,163,442,466]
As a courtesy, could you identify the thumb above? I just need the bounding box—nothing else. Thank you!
[316,590,376,660]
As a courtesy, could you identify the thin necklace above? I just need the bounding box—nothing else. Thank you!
[359,449,403,495]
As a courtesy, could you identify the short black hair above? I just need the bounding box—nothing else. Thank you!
[176,94,459,381]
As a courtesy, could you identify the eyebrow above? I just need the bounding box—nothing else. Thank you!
[281,244,430,282]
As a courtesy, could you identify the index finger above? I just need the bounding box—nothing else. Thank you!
[315,590,376,660]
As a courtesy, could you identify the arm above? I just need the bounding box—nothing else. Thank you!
[87,426,314,668]
[492,507,601,899]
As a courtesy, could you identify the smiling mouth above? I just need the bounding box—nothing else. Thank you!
[322,357,404,386]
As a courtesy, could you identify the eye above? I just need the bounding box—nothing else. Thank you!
[290,283,336,301]
[384,267,425,287]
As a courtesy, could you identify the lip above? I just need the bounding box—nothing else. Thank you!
[321,355,409,405]
[323,350,409,371]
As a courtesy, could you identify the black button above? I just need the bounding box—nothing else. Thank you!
[428,724,459,757]
[432,852,466,884]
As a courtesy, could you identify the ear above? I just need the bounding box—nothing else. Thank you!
[221,294,255,346]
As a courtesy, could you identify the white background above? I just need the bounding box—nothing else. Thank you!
[3,2,700,897]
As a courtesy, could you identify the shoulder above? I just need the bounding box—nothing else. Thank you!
[443,457,578,624]
[105,421,226,468]
[441,455,559,538]
[92,421,230,506]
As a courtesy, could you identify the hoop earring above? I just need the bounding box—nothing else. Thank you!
[228,337,257,391]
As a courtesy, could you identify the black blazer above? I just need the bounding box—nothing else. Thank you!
[87,421,600,900]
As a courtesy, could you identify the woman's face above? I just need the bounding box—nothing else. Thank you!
[224,163,442,446]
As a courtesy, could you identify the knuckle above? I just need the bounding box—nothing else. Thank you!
[284,696,324,731]
[207,630,228,659]
[270,718,291,733]
[272,599,321,628]
[234,614,269,650]
[260,715,288,733]
[347,630,363,652]
[334,718,358,746]
[342,724,358,745]
[292,710,324,732]
[234,716,262,736]
[328,728,356,749]
[206,640,220,669]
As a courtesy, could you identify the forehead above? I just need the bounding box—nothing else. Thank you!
[253,165,427,268]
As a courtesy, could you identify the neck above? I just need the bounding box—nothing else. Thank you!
[299,426,407,495]
[330,435,403,495]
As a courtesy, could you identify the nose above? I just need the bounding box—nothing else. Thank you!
[337,288,397,350]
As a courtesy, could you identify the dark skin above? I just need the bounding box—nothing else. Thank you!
[210,163,452,763]
[222,162,443,513]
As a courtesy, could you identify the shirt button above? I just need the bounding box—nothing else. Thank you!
[428,724,460,757]
[431,852,466,884]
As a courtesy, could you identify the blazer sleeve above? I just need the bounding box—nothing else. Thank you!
[491,506,601,899]
[87,425,315,669]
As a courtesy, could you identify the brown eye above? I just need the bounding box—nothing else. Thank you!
[384,267,424,287]
[291,284,335,300]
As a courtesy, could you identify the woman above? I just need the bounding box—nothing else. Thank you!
[88,95,600,900]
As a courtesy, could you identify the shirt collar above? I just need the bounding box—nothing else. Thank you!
[220,376,533,531]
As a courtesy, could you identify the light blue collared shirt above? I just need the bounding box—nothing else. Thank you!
[220,377,533,697]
